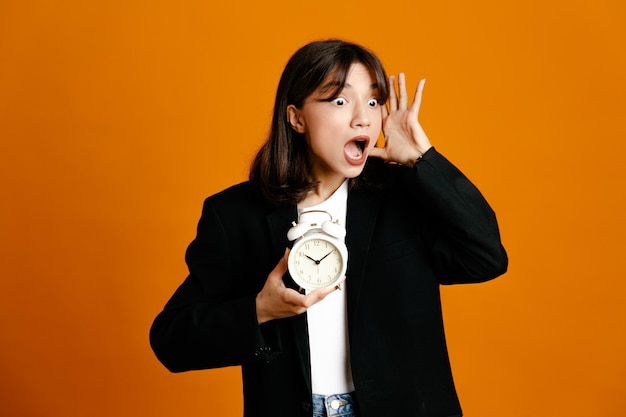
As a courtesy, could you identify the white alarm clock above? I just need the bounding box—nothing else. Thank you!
[287,210,348,291]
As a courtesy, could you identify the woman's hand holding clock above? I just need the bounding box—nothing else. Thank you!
[255,249,343,324]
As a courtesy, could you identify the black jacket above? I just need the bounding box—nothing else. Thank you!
[150,148,508,417]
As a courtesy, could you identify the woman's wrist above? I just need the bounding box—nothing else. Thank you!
[406,145,432,168]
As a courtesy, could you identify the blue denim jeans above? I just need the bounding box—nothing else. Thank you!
[312,392,359,417]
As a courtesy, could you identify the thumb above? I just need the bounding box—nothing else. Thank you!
[368,146,386,160]
[301,275,347,308]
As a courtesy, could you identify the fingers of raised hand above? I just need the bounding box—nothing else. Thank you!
[388,75,398,111]
[398,73,409,110]
[381,100,389,119]
[410,78,426,116]
[388,73,409,111]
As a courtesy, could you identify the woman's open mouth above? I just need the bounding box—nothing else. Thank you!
[344,136,370,165]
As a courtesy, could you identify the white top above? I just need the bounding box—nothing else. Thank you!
[298,180,354,395]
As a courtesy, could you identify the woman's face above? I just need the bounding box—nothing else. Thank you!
[288,63,383,183]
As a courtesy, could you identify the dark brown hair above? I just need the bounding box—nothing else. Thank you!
[249,39,389,204]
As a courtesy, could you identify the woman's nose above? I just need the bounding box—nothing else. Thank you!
[351,103,371,128]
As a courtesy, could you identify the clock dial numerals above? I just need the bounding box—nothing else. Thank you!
[290,238,344,289]
[287,215,348,290]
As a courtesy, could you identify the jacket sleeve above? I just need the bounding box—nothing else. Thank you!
[412,147,508,284]
[149,197,268,373]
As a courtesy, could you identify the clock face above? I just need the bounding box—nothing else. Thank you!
[288,235,346,290]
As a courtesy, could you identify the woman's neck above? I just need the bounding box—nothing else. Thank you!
[299,177,347,208]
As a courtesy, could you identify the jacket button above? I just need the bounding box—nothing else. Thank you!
[301,401,311,412]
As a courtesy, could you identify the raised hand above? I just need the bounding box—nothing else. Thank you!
[369,74,432,167]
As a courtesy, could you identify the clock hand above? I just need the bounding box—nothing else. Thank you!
[318,250,335,262]
[305,254,320,264]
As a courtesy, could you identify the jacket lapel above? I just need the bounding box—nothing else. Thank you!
[266,205,313,392]
[266,204,298,263]
[345,190,381,330]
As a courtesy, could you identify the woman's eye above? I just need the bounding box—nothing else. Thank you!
[331,98,346,106]
[368,99,378,107]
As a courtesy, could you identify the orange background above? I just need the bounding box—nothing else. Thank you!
[1,0,625,416]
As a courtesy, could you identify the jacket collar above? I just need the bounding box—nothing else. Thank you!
[266,203,298,276]
[345,190,381,328]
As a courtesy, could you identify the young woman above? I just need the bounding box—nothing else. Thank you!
[150,39,508,417]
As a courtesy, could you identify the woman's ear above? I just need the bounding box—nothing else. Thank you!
[286,104,305,133]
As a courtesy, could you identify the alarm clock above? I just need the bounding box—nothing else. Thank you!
[287,210,348,291]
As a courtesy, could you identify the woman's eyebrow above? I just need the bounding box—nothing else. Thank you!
[342,82,380,90]
[315,81,380,100]
[318,80,342,94]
